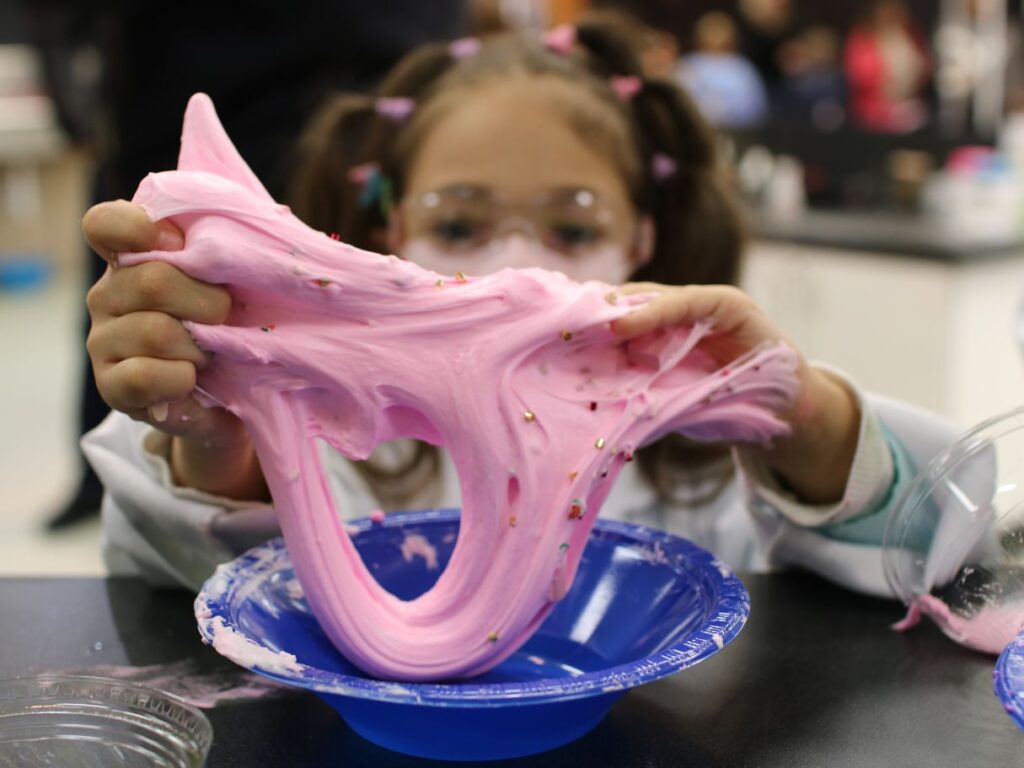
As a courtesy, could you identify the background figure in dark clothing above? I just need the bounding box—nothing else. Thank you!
[24,0,468,528]
[735,0,797,103]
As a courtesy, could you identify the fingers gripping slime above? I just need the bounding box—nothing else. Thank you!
[129,94,800,681]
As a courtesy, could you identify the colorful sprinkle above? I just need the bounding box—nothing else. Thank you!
[509,515,517,527]
[589,401,597,411]
[523,410,536,422]
[595,438,606,449]
[560,329,573,342]
[329,232,340,241]
[559,542,570,552]
[568,471,578,481]
[454,271,467,283]
[568,500,585,520]
[260,324,276,332]
[369,509,386,524]
[435,278,444,288]
[624,451,635,462]
[486,632,499,643]
[315,278,331,287]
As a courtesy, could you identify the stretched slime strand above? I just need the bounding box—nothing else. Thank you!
[129,94,799,681]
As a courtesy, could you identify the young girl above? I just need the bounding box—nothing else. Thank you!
[81,19,956,594]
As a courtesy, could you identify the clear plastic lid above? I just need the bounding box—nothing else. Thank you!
[882,405,1024,652]
[0,675,213,767]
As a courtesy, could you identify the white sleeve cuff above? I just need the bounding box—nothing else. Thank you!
[733,364,895,528]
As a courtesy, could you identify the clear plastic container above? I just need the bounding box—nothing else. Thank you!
[0,675,213,767]
[883,405,1024,653]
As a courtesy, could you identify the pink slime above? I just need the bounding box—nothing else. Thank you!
[126,94,800,681]
[893,595,1024,654]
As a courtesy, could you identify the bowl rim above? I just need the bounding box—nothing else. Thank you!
[0,673,214,753]
[995,629,1024,730]
[196,508,750,707]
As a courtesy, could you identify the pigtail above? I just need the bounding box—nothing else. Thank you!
[628,80,745,288]
[288,94,377,246]
[288,43,458,253]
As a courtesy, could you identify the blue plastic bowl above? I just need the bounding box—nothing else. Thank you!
[196,509,749,761]
[995,630,1024,730]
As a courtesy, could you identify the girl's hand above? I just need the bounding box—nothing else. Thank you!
[83,200,267,500]
[611,283,859,505]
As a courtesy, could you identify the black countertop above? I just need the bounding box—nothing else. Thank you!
[751,209,1024,262]
[0,575,1020,767]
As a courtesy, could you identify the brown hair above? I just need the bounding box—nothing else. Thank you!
[288,16,744,510]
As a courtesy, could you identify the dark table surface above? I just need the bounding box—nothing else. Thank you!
[1,574,1020,768]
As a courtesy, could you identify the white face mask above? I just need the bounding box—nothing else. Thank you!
[401,234,636,286]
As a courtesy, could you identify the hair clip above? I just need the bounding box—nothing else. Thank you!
[611,75,642,102]
[543,24,576,55]
[349,162,393,218]
[348,162,380,185]
[651,153,677,181]
[449,37,482,60]
[375,97,416,122]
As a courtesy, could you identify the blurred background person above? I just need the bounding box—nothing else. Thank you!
[777,25,847,130]
[21,0,468,529]
[935,0,1019,138]
[735,0,797,107]
[844,0,932,133]
[678,11,768,129]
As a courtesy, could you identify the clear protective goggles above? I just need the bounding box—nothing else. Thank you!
[397,184,637,258]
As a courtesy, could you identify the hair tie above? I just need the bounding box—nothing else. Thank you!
[543,24,576,55]
[449,37,482,60]
[375,97,416,122]
[651,153,677,181]
[611,75,643,102]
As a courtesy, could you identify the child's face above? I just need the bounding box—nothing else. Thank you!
[391,77,650,285]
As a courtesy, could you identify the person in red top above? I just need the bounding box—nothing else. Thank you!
[844,0,932,133]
